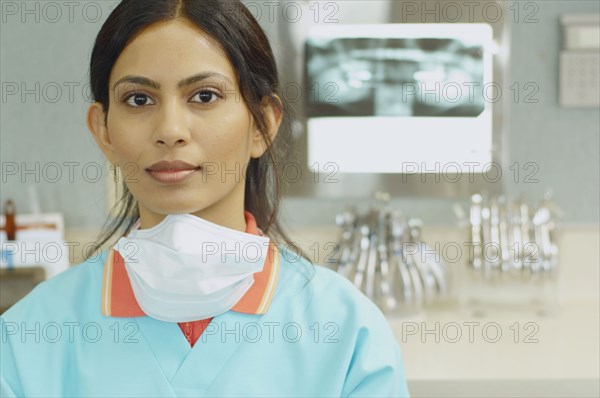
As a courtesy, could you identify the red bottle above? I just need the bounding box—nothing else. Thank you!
[4,200,16,241]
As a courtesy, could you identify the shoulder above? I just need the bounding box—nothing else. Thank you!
[1,249,108,323]
[274,245,409,396]
[275,244,392,330]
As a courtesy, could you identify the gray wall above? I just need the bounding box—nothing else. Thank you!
[1,1,598,230]
[1,1,116,227]
[503,0,600,224]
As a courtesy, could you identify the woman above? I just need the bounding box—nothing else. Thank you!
[0,1,410,396]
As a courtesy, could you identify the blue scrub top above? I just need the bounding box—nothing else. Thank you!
[1,244,410,397]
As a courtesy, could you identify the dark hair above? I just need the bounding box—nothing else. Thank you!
[85,0,311,268]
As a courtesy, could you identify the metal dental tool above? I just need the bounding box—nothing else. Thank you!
[469,194,484,270]
[390,210,416,305]
[408,218,448,298]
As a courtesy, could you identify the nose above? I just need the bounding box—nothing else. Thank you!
[152,99,191,148]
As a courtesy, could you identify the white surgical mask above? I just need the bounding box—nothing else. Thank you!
[112,213,271,322]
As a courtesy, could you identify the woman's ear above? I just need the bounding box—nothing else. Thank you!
[250,95,283,159]
[87,102,116,163]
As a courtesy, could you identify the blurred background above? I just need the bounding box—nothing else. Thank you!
[1,1,599,397]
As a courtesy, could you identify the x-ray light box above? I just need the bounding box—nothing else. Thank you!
[305,24,494,174]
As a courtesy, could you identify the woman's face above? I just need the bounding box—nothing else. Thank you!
[88,19,280,229]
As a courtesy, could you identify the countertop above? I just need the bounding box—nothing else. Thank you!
[286,225,600,397]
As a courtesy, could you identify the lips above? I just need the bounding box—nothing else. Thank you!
[147,160,201,172]
[146,160,202,184]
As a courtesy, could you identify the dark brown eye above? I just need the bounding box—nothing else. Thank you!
[133,94,148,106]
[192,89,221,104]
[199,92,213,103]
[124,93,155,107]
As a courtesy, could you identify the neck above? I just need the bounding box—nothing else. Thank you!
[137,187,247,232]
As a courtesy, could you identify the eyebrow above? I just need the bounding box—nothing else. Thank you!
[111,72,233,91]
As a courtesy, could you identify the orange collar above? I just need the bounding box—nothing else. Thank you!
[101,211,280,317]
